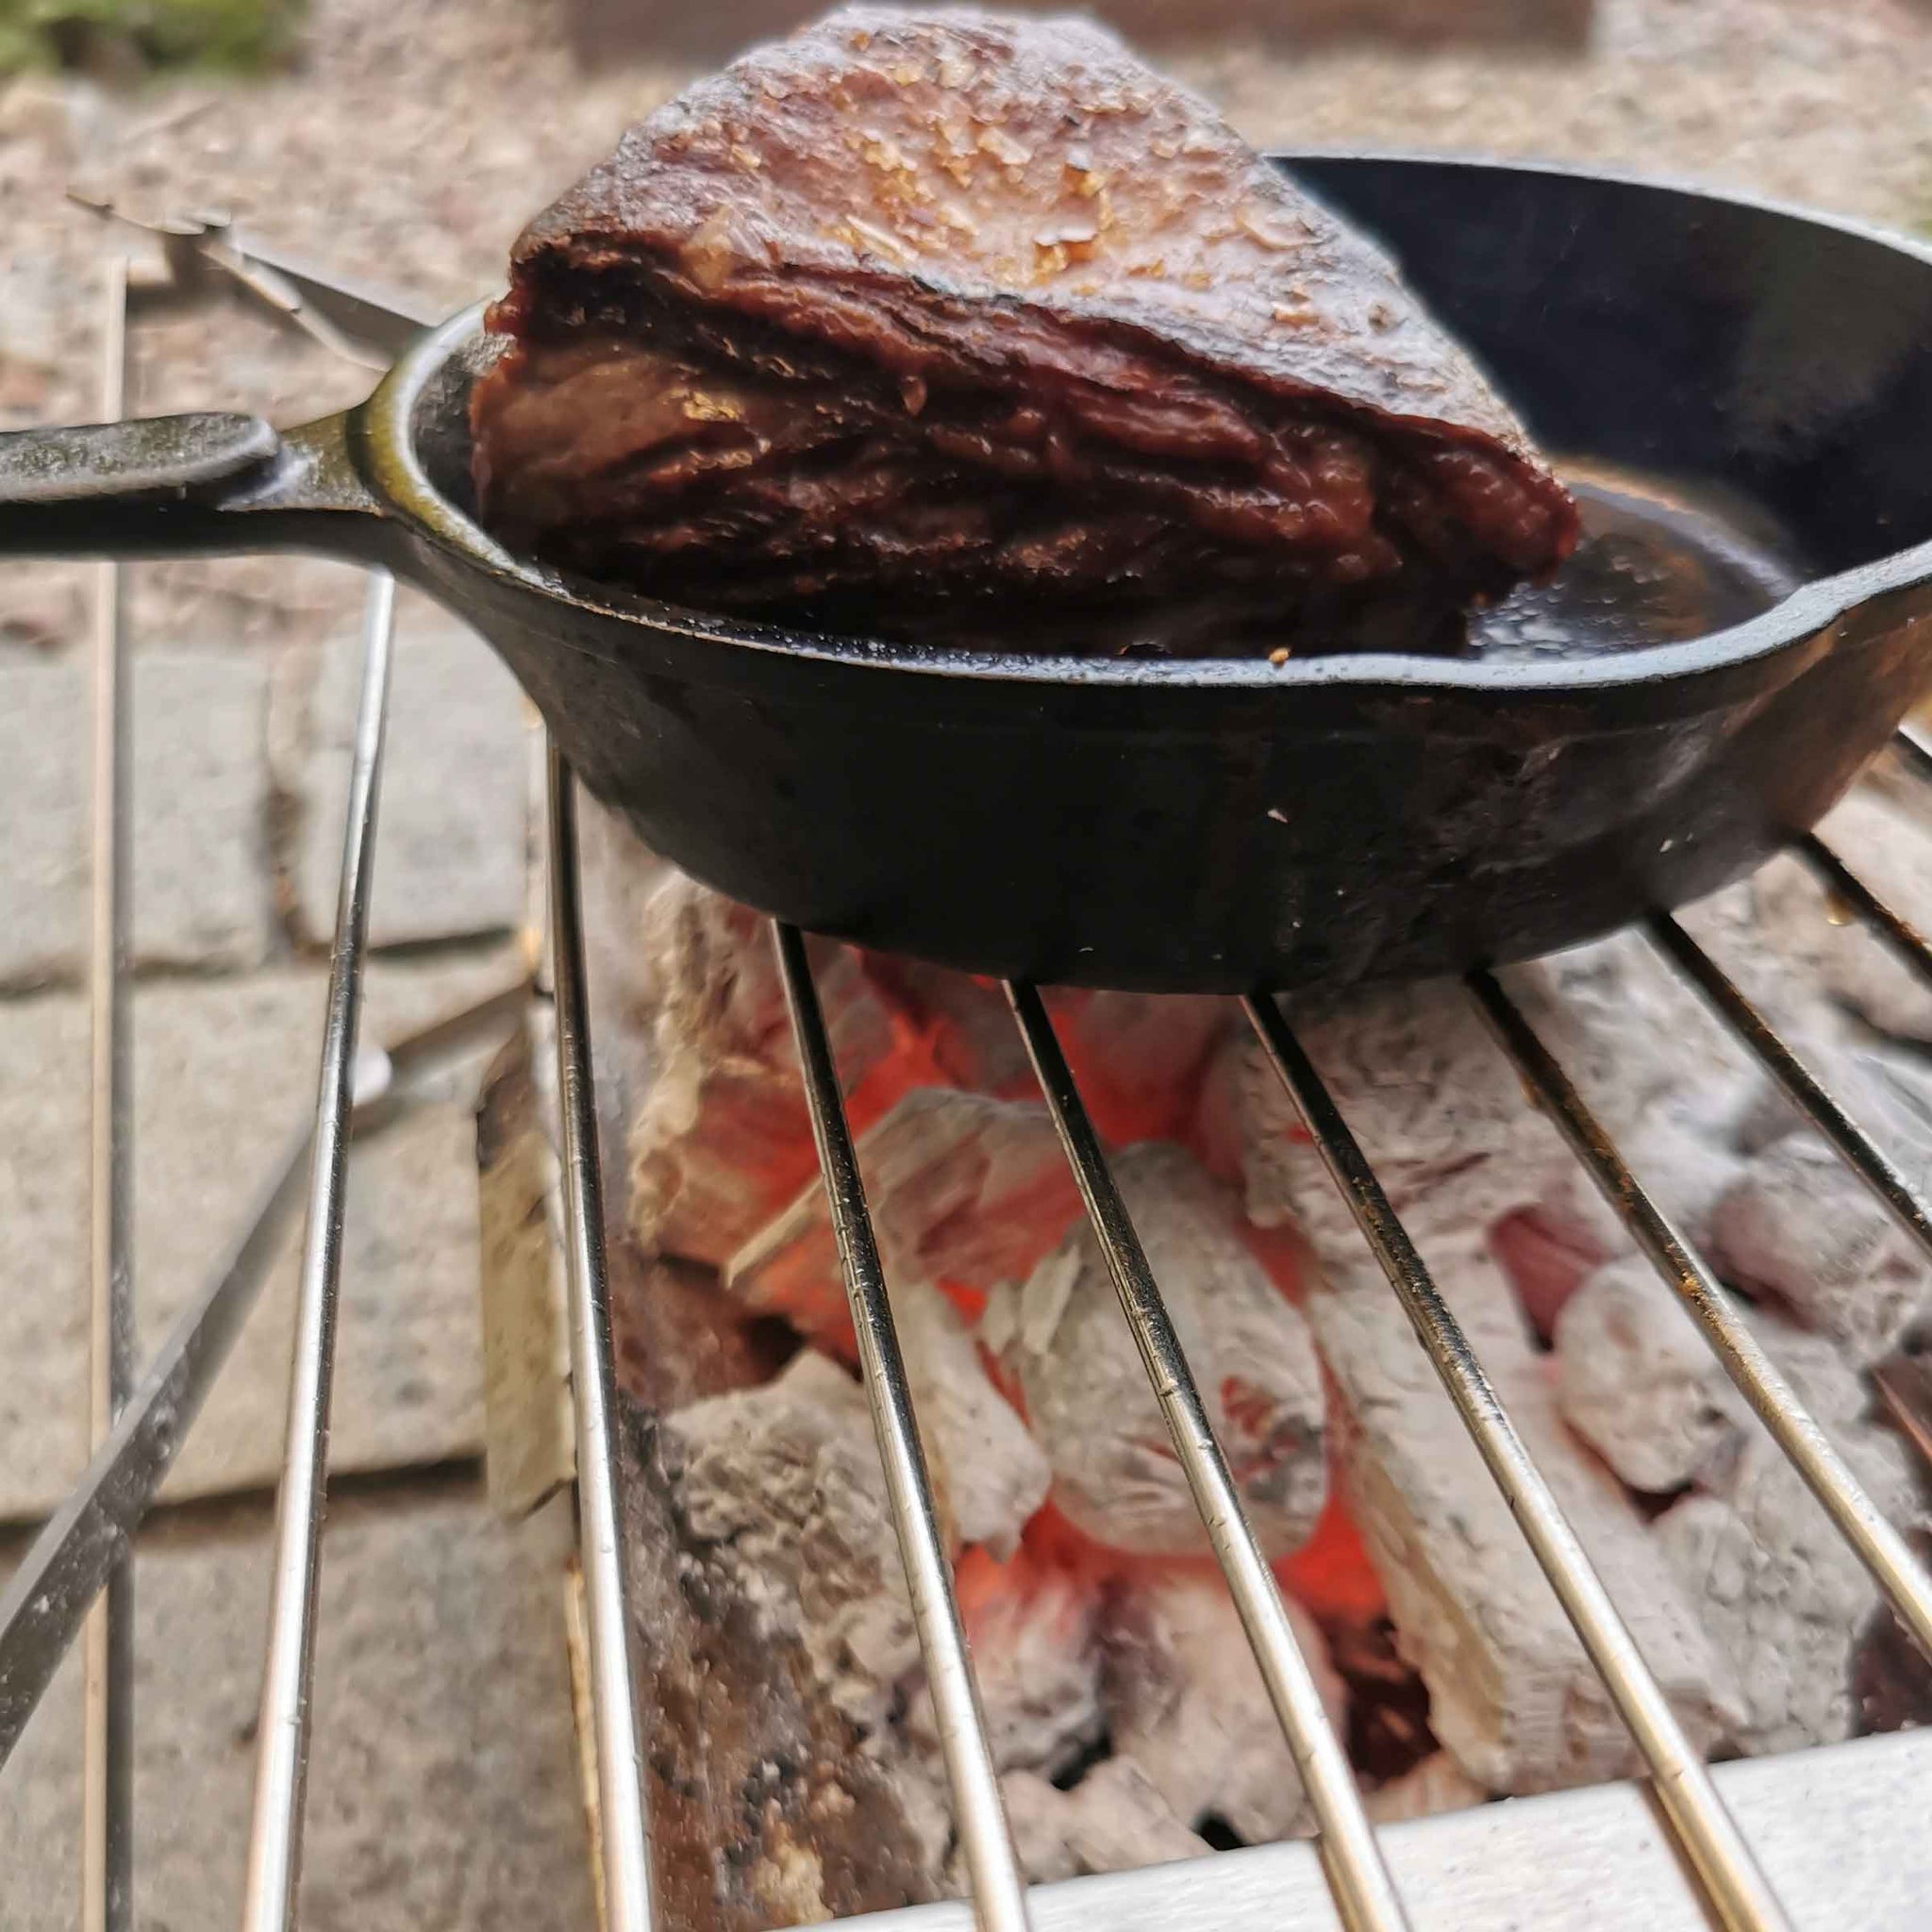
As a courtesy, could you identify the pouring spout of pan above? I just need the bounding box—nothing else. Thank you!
[0,408,399,570]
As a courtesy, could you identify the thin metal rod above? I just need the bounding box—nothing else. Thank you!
[0,975,528,1762]
[240,571,394,1932]
[1792,831,1932,994]
[82,250,135,1932]
[775,924,1031,1932]
[1242,991,1791,1932]
[1008,981,1409,1932]
[1468,967,1932,1661]
[5,1124,308,1764]
[546,745,658,1932]
[1646,910,1932,1264]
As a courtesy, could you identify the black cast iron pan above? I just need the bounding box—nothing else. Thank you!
[6,157,1932,994]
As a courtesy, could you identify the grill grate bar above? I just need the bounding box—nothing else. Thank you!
[1007,981,1412,1932]
[239,572,395,1932]
[1645,909,1932,1265]
[775,924,1032,1932]
[1792,831,1932,992]
[1468,967,1932,1660]
[1241,991,1794,1932]
[546,751,659,1932]
[82,251,135,1932]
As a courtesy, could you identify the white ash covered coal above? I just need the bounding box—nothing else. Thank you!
[999,1760,1208,1885]
[627,876,900,1268]
[1554,1256,1745,1494]
[1707,1124,1932,1365]
[890,1275,1051,1563]
[662,1351,923,1732]
[575,763,1932,1907]
[1304,1216,1738,1791]
[727,1089,1075,1354]
[984,1142,1326,1562]
[1101,1567,1342,1843]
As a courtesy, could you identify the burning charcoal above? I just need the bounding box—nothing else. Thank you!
[1656,1440,1918,1755]
[1228,941,1763,1341]
[1102,1568,1342,1843]
[728,1089,1080,1344]
[983,1142,1327,1560]
[917,1541,1104,1780]
[473,9,1575,656]
[1000,1763,1209,1885]
[1655,1312,1918,1755]
[1287,1203,1737,1792]
[1554,1256,1746,1494]
[856,954,1034,1093]
[628,872,897,1267]
[1045,988,1231,1145]
[1566,1285,1928,1753]
[1362,1752,1490,1824]
[662,1350,919,1730]
[893,1277,1051,1561]
[1235,979,1541,1225]
[1855,1526,1932,1735]
[1707,1131,1932,1363]
[1494,1091,1755,1346]
[1488,1197,1623,1344]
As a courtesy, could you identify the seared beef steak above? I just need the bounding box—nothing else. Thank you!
[472,7,1577,655]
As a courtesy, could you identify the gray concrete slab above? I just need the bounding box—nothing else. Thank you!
[0,950,522,1520]
[281,599,531,952]
[0,647,85,991]
[0,1484,594,1932]
[131,645,277,972]
[0,644,278,990]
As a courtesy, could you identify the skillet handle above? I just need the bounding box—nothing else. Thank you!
[0,412,281,508]
[0,409,396,566]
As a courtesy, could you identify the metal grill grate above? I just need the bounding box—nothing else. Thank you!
[4,234,1932,1932]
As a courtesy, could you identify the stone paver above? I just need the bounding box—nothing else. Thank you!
[0,992,90,1508]
[283,596,531,951]
[132,646,276,972]
[0,647,84,991]
[0,1486,595,1932]
[0,950,523,1519]
[0,644,275,988]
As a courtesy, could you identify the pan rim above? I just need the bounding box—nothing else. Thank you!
[362,153,1932,696]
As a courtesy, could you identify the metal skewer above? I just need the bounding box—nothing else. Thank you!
[239,570,394,1932]
[82,248,135,1932]
[0,976,528,1766]
[545,748,658,1932]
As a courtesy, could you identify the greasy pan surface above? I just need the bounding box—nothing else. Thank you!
[13,158,1932,991]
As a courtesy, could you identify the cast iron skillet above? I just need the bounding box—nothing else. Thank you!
[5,157,1932,993]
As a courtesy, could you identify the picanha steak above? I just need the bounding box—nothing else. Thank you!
[470,7,1578,656]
